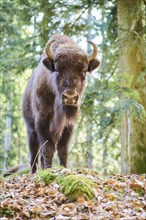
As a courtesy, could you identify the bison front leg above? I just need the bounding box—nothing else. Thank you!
[41,139,55,169]
[27,128,39,173]
[57,125,73,167]
[36,124,55,169]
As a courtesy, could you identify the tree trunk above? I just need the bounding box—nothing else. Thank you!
[118,0,146,174]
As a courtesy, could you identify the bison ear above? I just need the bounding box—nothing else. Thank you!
[88,58,100,72]
[43,58,55,71]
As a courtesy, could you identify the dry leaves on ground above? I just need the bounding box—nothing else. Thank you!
[0,168,146,220]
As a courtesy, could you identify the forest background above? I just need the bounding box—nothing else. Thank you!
[0,0,146,175]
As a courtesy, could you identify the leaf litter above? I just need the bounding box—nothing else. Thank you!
[0,168,145,220]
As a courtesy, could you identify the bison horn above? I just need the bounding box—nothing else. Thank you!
[46,40,55,60]
[88,41,98,62]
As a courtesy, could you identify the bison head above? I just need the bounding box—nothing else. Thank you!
[43,38,100,116]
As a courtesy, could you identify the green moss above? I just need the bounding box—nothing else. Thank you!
[35,169,56,185]
[132,152,146,174]
[56,174,95,201]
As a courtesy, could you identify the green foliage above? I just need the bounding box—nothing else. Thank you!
[0,207,15,218]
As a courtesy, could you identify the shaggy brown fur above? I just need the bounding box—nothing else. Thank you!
[22,34,100,173]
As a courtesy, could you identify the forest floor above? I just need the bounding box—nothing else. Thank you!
[0,168,146,220]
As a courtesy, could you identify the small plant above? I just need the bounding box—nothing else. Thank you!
[133,187,145,197]
[0,207,15,217]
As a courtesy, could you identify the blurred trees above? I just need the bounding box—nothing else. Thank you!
[0,0,145,174]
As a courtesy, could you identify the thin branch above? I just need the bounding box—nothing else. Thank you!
[69,8,87,28]
[31,140,48,173]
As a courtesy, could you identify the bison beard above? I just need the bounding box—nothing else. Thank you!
[22,34,100,173]
[63,106,78,118]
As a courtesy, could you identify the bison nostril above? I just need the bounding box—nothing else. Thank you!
[73,94,79,103]
[62,94,68,104]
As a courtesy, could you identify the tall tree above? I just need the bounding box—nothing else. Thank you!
[118,0,146,174]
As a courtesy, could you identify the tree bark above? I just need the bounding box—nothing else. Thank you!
[118,0,146,174]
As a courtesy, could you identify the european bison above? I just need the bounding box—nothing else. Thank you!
[22,34,100,173]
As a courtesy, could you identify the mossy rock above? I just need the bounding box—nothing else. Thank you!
[35,169,57,185]
[56,174,95,201]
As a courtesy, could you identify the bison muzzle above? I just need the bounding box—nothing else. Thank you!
[22,34,100,173]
